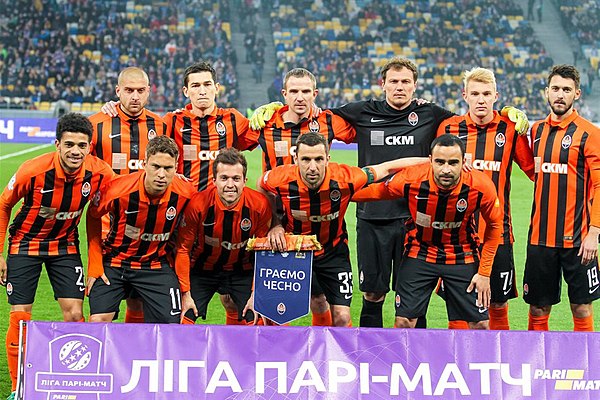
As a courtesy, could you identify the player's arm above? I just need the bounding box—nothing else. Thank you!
[0,196,13,286]
[367,157,428,182]
[85,187,113,295]
[514,130,535,181]
[248,102,284,130]
[579,138,600,265]
[232,110,260,151]
[256,173,286,252]
[174,199,201,320]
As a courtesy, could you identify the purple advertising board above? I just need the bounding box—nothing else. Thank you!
[19,321,600,399]
[0,118,57,143]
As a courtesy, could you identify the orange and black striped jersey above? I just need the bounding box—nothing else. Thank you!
[354,166,502,276]
[437,111,535,244]
[175,186,271,291]
[260,163,368,257]
[528,110,600,248]
[164,104,254,191]
[0,152,113,256]
[89,107,166,174]
[244,106,355,171]
[87,172,195,273]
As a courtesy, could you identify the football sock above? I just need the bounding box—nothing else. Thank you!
[6,311,31,391]
[125,309,145,323]
[359,298,383,327]
[181,316,195,325]
[415,315,427,329]
[448,320,469,330]
[573,314,594,332]
[312,309,332,326]
[489,305,510,330]
[528,313,549,331]
[225,311,246,325]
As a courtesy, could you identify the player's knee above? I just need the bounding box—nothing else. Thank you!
[63,309,84,322]
[310,294,329,314]
[332,310,351,327]
[529,304,551,316]
[89,314,113,323]
[570,303,593,318]
[394,317,414,328]
[364,292,386,303]
[468,320,489,330]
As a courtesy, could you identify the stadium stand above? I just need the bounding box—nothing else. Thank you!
[269,0,594,120]
[0,0,239,112]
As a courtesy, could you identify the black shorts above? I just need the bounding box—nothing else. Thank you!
[88,266,181,323]
[186,269,253,322]
[395,257,488,322]
[523,245,600,306]
[312,242,353,306]
[357,218,406,293]
[6,254,85,305]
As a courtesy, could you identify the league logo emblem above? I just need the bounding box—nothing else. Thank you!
[561,135,572,149]
[456,198,468,212]
[147,129,156,140]
[81,181,91,197]
[216,121,227,136]
[308,120,320,133]
[495,132,506,147]
[408,112,419,126]
[165,206,177,221]
[330,189,341,202]
[240,218,252,231]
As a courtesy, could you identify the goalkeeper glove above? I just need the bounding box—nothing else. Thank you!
[501,106,529,135]
[249,102,283,130]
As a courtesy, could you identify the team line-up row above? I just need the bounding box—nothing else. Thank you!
[1,58,599,397]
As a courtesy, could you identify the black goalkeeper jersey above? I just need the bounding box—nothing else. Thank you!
[331,99,453,219]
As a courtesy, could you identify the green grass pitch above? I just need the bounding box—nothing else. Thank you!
[0,142,595,394]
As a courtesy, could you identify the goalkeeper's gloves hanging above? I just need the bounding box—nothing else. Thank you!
[501,106,529,135]
[249,102,283,130]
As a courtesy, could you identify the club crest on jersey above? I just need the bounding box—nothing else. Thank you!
[277,302,286,315]
[165,206,177,221]
[456,198,468,212]
[408,112,419,126]
[308,120,320,133]
[561,135,572,149]
[216,121,227,136]
[495,132,506,147]
[81,182,91,197]
[240,218,252,231]
[330,189,341,202]
[147,129,157,140]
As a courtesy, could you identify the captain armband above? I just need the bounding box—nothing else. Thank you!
[362,166,376,184]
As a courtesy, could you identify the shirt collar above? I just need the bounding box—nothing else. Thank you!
[53,152,87,180]
[545,109,579,129]
[465,110,500,128]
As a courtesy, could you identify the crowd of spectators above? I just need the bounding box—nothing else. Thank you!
[269,0,595,120]
[0,0,239,111]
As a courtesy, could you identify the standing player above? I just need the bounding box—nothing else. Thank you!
[354,134,503,329]
[259,132,427,326]
[86,136,195,323]
[90,66,167,324]
[524,64,600,331]
[246,67,356,326]
[175,148,271,325]
[436,67,535,330]
[0,114,114,398]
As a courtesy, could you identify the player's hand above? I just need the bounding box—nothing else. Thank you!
[311,103,322,117]
[101,101,119,117]
[249,102,283,130]
[462,162,473,172]
[242,292,259,325]
[180,291,198,322]
[267,225,287,252]
[85,273,110,296]
[467,273,490,309]
[412,97,430,105]
[0,255,7,286]
[578,228,600,265]
[501,106,529,135]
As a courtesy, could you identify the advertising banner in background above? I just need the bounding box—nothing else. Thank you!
[0,118,57,143]
[21,321,600,399]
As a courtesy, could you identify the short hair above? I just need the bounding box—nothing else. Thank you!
[295,132,328,153]
[283,68,317,90]
[213,148,248,178]
[56,113,93,141]
[145,136,179,160]
[463,67,496,91]
[380,57,418,82]
[117,67,149,86]
[430,133,466,157]
[547,64,580,89]
[183,61,217,87]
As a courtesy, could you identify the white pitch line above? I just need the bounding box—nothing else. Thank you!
[0,144,53,161]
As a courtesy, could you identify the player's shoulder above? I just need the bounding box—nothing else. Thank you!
[88,111,111,125]
[394,164,429,184]
[171,175,197,199]
[85,154,113,172]
[574,113,600,134]
[218,107,247,120]
[244,186,270,206]
[263,164,297,184]
[18,152,55,177]
[328,162,365,181]
[103,172,141,199]
[438,114,465,129]
[467,169,496,192]
[144,108,166,122]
